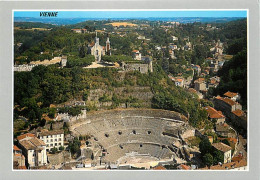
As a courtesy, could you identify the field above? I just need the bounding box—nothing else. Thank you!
[106,22,138,27]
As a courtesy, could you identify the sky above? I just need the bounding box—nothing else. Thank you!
[14,10,247,18]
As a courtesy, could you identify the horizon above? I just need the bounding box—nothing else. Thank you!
[14,10,247,19]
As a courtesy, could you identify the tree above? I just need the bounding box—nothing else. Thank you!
[212,149,224,165]
[199,138,212,156]
[79,45,86,58]
[59,146,65,151]
[50,147,58,154]
[203,153,214,167]
[221,139,230,146]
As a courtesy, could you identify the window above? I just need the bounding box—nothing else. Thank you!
[118,131,122,135]
[55,139,57,142]
[132,130,136,134]
[59,143,61,145]
[51,139,53,142]
[55,143,57,146]
[46,140,49,143]
[50,135,52,138]
[46,144,49,147]
[147,131,151,135]
[140,144,143,147]
[59,138,61,141]
[50,144,53,147]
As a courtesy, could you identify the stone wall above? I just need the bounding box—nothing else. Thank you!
[48,151,71,165]
[69,108,187,128]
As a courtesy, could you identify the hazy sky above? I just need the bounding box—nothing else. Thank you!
[14,10,247,18]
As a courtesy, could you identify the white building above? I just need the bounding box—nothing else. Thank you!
[132,50,142,60]
[38,130,64,152]
[17,133,48,168]
[212,142,232,163]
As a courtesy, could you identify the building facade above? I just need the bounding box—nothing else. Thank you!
[17,133,47,168]
[38,130,64,152]
[212,142,232,164]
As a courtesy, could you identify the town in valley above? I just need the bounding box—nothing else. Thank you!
[13,11,247,170]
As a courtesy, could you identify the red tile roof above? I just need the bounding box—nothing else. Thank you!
[224,91,238,98]
[216,96,236,106]
[13,145,20,151]
[232,109,244,117]
[17,133,35,141]
[18,166,27,170]
[153,166,167,170]
[199,159,247,170]
[204,106,225,119]
[179,164,191,170]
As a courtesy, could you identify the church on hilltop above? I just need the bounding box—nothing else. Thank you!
[88,32,111,62]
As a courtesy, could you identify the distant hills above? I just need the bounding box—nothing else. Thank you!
[14,17,245,25]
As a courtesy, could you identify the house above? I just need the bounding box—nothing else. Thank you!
[13,145,26,169]
[174,78,184,87]
[172,36,178,41]
[60,55,67,68]
[194,78,206,91]
[213,96,242,113]
[212,142,232,163]
[137,35,145,40]
[230,109,247,131]
[199,159,247,170]
[38,129,64,152]
[177,164,191,170]
[204,106,225,125]
[188,88,203,99]
[71,29,87,34]
[224,91,241,102]
[169,49,177,59]
[17,133,47,168]
[132,50,142,60]
[215,123,231,137]
[152,166,167,170]
[192,65,201,75]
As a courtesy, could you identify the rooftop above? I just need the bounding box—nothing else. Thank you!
[179,164,191,170]
[17,133,35,141]
[232,109,245,117]
[224,91,238,98]
[215,96,237,106]
[39,129,64,137]
[216,123,230,132]
[194,78,205,83]
[19,137,45,150]
[199,159,247,170]
[212,142,232,152]
[205,106,225,119]
[153,166,167,170]
[13,145,21,151]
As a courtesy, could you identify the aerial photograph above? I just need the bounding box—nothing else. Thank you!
[13,10,247,170]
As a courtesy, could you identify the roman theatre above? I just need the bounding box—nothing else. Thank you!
[69,108,195,168]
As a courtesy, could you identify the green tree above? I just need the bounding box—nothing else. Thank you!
[59,146,65,151]
[203,153,214,167]
[199,138,212,156]
[212,149,224,165]
[50,147,58,154]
